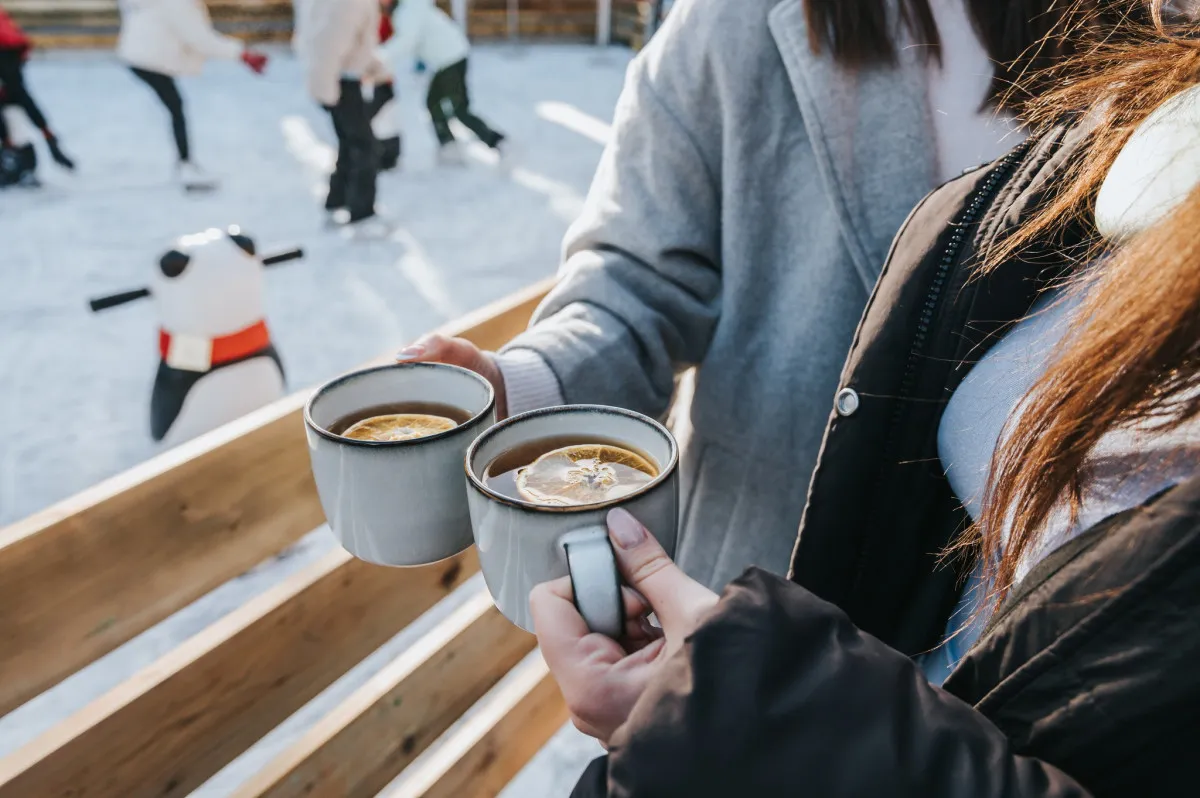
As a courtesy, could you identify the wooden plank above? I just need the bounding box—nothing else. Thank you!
[234,591,536,798]
[388,655,568,798]
[3,0,114,12]
[27,28,293,48]
[0,549,478,798]
[0,398,325,719]
[28,33,118,47]
[0,277,553,718]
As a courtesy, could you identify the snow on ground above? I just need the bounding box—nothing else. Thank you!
[0,44,626,795]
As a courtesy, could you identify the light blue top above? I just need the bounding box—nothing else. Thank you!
[920,287,1199,685]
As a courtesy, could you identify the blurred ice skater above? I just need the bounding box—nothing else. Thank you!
[0,6,76,188]
[382,0,505,165]
[297,0,386,227]
[117,0,269,191]
[372,5,401,170]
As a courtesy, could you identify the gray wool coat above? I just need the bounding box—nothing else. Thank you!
[502,0,947,590]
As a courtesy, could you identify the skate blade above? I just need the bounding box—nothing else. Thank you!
[183,182,218,193]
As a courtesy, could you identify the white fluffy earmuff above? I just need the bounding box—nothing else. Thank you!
[1095,84,1200,240]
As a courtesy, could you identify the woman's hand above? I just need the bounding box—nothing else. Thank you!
[396,334,508,417]
[530,508,719,746]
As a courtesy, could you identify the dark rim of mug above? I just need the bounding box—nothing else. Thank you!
[464,404,679,513]
[304,362,496,448]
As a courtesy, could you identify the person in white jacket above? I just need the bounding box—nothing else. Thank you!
[117,0,268,190]
[382,0,503,164]
[297,0,385,224]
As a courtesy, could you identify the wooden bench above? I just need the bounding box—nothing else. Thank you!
[0,279,570,798]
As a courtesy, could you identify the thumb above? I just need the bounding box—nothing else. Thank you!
[606,508,716,640]
[396,334,489,372]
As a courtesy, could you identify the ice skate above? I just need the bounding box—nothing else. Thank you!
[491,136,516,172]
[437,141,466,167]
[0,147,16,187]
[330,208,396,240]
[177,161,218,192]
[0,144,39,187]
[378,136,401,171]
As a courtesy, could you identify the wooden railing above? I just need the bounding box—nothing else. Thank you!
[612,0,650,50]
[8,0,651,49]
[8,0,295,49]
[0,278,566,798]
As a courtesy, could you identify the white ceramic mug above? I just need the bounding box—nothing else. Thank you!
[465,405,679,637]
[305,363,496,566]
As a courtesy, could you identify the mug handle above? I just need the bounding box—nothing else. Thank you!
[561,526,623,638]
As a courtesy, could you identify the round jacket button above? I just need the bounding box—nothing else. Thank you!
[835,387,860,417]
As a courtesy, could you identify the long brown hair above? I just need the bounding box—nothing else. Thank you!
[969,0,1200,599]
[804,0,1151,105]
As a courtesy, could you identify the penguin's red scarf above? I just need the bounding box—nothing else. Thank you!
[159,321,270,372]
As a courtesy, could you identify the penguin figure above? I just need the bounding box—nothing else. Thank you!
[150,227,287,445]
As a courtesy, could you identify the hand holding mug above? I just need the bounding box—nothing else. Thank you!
[397,334,508,418]
[466,405,679,637]
[530,508,718,746]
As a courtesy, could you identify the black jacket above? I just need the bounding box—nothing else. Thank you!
[572,128,1200,797]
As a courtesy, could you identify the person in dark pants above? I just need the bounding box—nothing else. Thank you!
[371,6,401,171]
[426,58,501,151]
[128,67,190,163]
[325,77,379,222]
[0,7,75,186]
[117,0,267,190]
[383,0,503,165]
[367,79,401,170]
[300,0,384,225]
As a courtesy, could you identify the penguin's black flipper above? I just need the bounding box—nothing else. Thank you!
[268,344,285,386]
[150,345,286,442]
[150,362,202,442]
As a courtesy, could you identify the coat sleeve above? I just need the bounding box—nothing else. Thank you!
[305,0,370,106]
[363,50,393,85]
[381,0,430,65]
[159,0,243,61]
[498,1,722,419]
[304,5,345,107]
[571,569,1093,798]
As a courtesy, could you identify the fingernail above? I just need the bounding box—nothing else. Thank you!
[395,343,426,361]
[608,508,645,550]
[639,616,664,640]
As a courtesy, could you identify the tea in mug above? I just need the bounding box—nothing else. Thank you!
[329,402,473,443]
[483,435,658,507]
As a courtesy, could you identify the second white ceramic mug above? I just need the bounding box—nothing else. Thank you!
[465,405,679,637]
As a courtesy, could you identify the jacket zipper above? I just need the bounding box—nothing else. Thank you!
[851,139,1037,599]
[896,142,1033,410]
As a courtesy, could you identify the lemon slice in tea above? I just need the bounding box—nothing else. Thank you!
[342,414,457,442]
[515,444,657,507]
